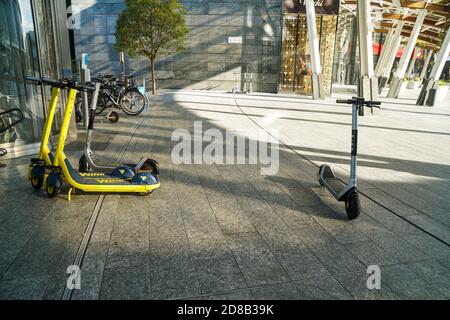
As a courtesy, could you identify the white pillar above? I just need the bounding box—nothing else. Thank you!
[429,26,450,81]
[417,26,450,105]
[357,0,377,101]
[406,50,418,78]
[375,30,394,76]
[305,0,324,99]
[395,10,427,79]
[419,49,433,82]
[357,0,374,77]
[306,0,321,74]
[379,22,403,93]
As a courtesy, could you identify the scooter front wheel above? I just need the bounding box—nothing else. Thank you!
[30,165,45,190]
[46,184,60,198]
[345,191,361,220]
[318,165,326,186]
[79,154,91,173]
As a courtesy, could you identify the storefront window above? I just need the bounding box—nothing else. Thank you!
[279,14,337,95]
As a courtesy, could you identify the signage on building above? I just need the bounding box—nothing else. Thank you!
[283,0,340,15]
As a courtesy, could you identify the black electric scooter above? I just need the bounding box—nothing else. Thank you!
[318,97,381,220]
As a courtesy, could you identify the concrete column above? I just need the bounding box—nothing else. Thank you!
[379,22,404,92]
[357,0,378,102]
[305,0,325,99]
[417,26,450,106]
[388,9,427,98]
[419,49,433,83]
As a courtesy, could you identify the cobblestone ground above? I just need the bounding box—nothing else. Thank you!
[0,90,449,300]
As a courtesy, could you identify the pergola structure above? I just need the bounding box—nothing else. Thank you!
[307,0,449,105]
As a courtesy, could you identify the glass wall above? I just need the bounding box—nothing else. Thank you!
[279,14,337,96]
[0,0,43,152]
[0,0,72,158]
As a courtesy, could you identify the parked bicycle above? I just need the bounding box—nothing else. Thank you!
[75,72,147,123]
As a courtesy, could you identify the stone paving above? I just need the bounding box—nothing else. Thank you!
[0,89,449,300]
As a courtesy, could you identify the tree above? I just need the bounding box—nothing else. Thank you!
[115,0,188,94]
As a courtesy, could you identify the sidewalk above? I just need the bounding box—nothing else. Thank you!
[0,90,449,300]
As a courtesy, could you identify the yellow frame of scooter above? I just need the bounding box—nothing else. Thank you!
[52,87,160,194]
[28,87,60,180]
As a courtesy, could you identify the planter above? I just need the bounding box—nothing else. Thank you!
[436,85,449,102]
[406,80,420,90]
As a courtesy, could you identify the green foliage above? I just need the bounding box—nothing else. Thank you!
[115,0,188,61]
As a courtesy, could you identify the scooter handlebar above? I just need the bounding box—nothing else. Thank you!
[336,98,382,108]
[336,99,353,104]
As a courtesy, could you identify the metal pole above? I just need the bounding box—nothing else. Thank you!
[79,53,90,129]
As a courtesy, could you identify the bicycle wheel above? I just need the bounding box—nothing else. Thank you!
[120,88,146,116]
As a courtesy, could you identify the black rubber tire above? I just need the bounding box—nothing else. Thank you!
[79,154,90,173]
[46,184,60,198]
[31,172,44,190]
[149,159,160,176]
[108,111,119,123]
[345,191,361,220]
[318,165,325,186]
[120,89,146,116]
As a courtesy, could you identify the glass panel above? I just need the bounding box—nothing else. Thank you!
[279,14,337,96]
[33,0,64,133]
[332,12,359,85]
[0,0,44,148]
[320,16,337,94]
[279,16,298,92]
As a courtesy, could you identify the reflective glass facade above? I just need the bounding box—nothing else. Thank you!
[0,0,72,158]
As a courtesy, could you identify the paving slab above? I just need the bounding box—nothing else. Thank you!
[0,90,449,300]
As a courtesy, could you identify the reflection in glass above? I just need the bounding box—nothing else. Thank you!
[0,0,43,150]
[279,14,337,96]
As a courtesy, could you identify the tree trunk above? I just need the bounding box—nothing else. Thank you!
[150,57,157,95]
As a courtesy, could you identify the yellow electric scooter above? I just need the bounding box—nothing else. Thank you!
[26,76,65,190]
[44,79,160,198]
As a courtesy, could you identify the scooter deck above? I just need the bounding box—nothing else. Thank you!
[319,164,349,201]
[65,159,157,187]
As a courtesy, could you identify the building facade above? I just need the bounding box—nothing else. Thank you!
[71,0,352,94]
[0,0,73,158]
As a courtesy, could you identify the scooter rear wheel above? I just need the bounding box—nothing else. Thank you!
[345,191,361,220]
